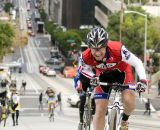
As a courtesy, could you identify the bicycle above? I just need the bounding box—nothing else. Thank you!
[49,103,55,122]
[78,87,94,130]
[98,82,140,130]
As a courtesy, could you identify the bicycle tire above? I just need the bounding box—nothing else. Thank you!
[83,100,92,130]
[49,109,54,122]
[78,123,83,130]
[109,109,117,130]
[3,118,7,127]
[87,98,92,130]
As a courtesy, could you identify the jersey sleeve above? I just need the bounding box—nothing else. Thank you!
[78,54,95,79]
[121,45,146,80]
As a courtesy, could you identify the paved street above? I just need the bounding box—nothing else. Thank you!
[1,0,160,129]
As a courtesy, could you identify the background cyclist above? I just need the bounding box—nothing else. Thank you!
[78,27,147,130]
[45,87,57,116]
[74,69,95,126]
[74,43,95,126]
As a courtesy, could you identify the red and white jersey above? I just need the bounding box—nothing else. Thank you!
[78,41,146,82]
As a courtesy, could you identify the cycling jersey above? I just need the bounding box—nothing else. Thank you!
[78,41,147,99]
[79,41,146,82]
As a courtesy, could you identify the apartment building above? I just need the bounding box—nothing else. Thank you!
[95,0,122,28]
[42,0,94,29]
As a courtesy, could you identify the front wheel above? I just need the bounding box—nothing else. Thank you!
[109,109,117,130]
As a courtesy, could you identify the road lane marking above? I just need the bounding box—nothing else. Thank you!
[24,47,32,73]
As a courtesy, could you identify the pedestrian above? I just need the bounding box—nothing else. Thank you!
[39,92,43,111]
[10,88,20,126]
[144,98,151,116]
[57,92,62,111]
[21,80,27,94]
[158,79,160,96]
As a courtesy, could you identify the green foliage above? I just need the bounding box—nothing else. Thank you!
[54,30,82,51]
[108,6,153,56]
[124,0,149,5]
[39,8,47,22]
[148,17,160,52]
[45,21,88,53]
[69,28,90,41]
[4,2,13,13]
[0,22,14,58]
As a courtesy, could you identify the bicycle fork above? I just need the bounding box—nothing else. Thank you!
[105,98,124,130]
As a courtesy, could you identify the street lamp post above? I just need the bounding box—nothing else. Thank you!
[124,10,147,72]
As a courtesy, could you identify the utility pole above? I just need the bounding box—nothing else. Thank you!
[120,0,124,42]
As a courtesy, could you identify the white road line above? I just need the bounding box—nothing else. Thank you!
[24,47,32,73]
[20,47,24,64]
[34,39,46,61]
[24,73,40,94]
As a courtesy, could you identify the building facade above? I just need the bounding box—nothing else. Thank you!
[95,0,122,28]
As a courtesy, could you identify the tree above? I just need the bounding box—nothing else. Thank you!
[148,17,160,52]
[54,30,82,52]
[39,8,47,22]
[108,6,152,56]
[0,22,14,59]
[124,0,149,5]
[4,2,13,13]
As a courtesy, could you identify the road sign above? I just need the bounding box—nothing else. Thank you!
[67,40,75,43]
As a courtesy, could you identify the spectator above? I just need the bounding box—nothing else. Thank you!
[158,79,160,96]
[144,98,151,116]
[57,92,62,111]
[21,80,27,94]
[10,88,20,126]
[39,92,43,111]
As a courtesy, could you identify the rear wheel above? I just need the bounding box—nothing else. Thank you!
[109,109,117,130]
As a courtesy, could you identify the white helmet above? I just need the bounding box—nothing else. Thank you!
[86,27,108,48]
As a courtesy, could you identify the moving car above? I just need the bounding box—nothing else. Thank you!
[67,93,80,107]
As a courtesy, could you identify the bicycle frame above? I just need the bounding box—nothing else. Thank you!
[49,103,55,122]
[99,82,137,130]
[105,90,124,130]
[79,87,93,130]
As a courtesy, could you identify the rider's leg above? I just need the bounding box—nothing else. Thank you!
[79,94,86,123]
[48,103,51,114]
[121,89,135,121]
[93,99,108,130]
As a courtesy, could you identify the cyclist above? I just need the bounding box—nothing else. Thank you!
[78,27,147,130]
[74,70,95,126]
[45,87,56,116]
[74,43,95,126]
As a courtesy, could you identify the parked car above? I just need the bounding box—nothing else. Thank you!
[45,58,60,65]
[39,64,47,74]
[67,93,80,107]
[39,65,56,77]
[63,66,76,78]
[45,69,56,77]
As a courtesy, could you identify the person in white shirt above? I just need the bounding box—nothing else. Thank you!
[9,88,20,126]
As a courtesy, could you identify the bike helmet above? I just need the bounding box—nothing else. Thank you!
[86,27,108,48]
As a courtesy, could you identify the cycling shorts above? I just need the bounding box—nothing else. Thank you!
[48,97,56,105]
[94,69,135,100]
